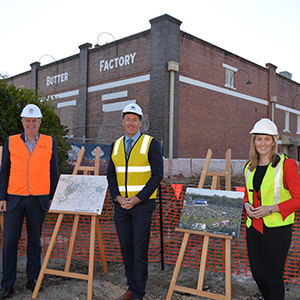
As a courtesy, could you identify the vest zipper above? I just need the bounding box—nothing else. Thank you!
[125,149,128,198]
[27,153,32,195]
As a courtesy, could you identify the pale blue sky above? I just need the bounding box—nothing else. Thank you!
[1,0,300,85]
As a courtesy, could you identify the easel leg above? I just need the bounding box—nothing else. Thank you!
[96,217,108,275]
[166,232,190,300]
[225,149,231,191]
[224,239,232,299]
[87,216,96,300]
[0,214,3,233]
[65,215,80,272]
[211,176,221,190]
[32,213,64,299]
[197,236,210,290]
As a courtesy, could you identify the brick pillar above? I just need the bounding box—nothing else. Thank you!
[30,61,40,91]
[78,43,92,142]
[266,63,277,120]
[149,14,181,158]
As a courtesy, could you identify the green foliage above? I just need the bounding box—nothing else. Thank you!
[0,78,71,172]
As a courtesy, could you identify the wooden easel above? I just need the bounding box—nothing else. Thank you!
[167,149,233,299]
[198,149,231,191]
[32,146,108,300]
[166,229,232,300]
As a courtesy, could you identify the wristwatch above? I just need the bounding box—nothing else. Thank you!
[269,206,272,215]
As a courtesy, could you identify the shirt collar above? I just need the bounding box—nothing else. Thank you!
[25,133,39,144]
[125,131,141,144]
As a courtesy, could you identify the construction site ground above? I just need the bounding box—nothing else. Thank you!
[1,255,300,300]
[1,175,300,299]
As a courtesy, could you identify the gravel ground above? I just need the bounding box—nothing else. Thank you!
[1,255,300,300]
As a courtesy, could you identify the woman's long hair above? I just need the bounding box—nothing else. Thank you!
[248,134,280,171]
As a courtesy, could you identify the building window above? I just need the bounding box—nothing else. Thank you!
[284,111,290,132]
[225,69,235,89]
[297,115,300,134]
[223,63,238,89]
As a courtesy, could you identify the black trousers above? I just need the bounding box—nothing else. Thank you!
[1,196,46,288]
[114,202,154,299]
[246,224,292,300]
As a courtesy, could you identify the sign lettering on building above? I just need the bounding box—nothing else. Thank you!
[100,52,136,72]
[47,72,68,86]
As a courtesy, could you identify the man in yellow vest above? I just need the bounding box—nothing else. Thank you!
[107,103,163,300]
[0,104,59,299]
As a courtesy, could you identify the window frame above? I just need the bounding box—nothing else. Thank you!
[283,111,290,133]
[223,63,238,89]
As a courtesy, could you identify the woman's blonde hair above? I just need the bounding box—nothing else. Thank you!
[248,134,280,171]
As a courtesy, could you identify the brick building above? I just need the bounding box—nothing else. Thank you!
[6,14,300,161]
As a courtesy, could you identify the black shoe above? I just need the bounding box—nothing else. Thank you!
[26,279,43,292]
[0,287,14,299]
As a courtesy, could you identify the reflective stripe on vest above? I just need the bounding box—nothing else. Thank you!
[244,154,294,228]
[7,134,52,196]
[116,166,152,173]
[118,185,146,192]
[112,134,157,198]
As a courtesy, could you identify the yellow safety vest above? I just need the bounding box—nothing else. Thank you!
[244,154,294,228]
[111,134,157,199]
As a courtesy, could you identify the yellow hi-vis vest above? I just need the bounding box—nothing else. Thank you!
[244,154,294,228]
[7,134,52,196]
[111,134,157,199]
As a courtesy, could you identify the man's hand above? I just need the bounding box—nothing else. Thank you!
[115,195,141,210]
[0,201,7,212]
[124,196,141,209]
[115,195,131,209]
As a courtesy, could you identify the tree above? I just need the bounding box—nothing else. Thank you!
[0,78,71,172]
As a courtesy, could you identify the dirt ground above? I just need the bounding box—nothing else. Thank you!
[2,176,300,299]
[1,255,300,300]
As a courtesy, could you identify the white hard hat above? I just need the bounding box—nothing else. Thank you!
[122,103,143,118]
[250,118,278,136]
[20,104,43,118]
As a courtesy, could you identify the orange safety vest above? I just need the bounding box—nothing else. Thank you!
[7,134,53,196]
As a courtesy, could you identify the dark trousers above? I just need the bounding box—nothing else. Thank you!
[1,196,46,288]
[114,203,154,299]
[246,224,292,300]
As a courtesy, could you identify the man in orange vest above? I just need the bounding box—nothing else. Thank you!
[0,104,59,299]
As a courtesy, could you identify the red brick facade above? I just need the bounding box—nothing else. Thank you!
[5,14,300,161]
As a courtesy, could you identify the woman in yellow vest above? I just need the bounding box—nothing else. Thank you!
[243,118,300,300]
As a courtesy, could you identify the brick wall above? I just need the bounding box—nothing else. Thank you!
[177,32,299,159]
[7,72,31,90]
[4,14,300,161]
[86,33,152,144]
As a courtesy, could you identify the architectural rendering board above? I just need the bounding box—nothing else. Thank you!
[50,174,108,215]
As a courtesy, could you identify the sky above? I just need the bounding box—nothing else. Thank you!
[1,0,300,84]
